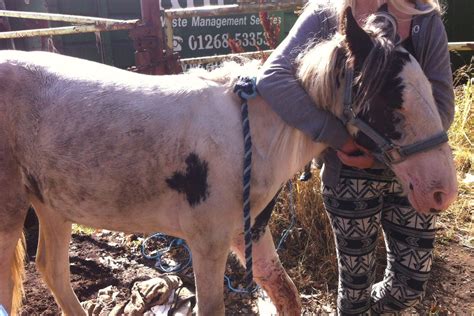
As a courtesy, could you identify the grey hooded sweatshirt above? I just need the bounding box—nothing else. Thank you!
[256,2,454,187]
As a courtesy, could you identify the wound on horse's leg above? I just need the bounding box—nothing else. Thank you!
[232,230,301,316]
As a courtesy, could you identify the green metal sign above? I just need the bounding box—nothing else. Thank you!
[160,0,297,65]
[170,12,284,59]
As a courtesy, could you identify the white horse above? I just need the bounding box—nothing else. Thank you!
[0,8,456,315]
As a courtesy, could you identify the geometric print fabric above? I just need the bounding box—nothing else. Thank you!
[322,167,436,315]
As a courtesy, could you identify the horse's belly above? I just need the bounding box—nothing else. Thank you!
[41,186,184,235]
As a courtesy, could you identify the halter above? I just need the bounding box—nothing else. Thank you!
[341,66,449,166]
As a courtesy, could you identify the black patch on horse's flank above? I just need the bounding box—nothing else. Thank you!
[166,153,210,207]
[23,169,44,203]
[251,189,281,242]
[356,52,411,151]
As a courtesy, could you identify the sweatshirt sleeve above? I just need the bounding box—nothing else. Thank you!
[419,14,455,131]
[256,8,350,149]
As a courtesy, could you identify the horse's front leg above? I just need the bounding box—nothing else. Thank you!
[33,200,85,316]
[188,231,231,316]
[231,229,301,315]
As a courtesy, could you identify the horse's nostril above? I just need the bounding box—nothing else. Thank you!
[433,191,444,206]
[409,183,414,191]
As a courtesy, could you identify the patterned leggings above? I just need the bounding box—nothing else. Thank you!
[322,166,437,315]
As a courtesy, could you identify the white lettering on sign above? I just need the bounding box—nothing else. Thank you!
[172,18,188,28]
[250,15,282,26]
[191,16,248,28]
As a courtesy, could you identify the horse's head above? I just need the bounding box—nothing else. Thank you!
[297,7,457,214]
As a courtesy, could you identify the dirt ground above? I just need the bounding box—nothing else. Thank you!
[19,222,473,315]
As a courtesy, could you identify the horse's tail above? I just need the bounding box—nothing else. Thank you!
[11,233,25,315]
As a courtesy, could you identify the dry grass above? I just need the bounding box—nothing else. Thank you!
[270,177,336,293]
[269,63,474,301]
[439,63,474,247]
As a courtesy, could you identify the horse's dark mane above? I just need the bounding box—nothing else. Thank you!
[352,12,408,111]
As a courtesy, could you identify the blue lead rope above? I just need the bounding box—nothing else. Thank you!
[234,76,258,290]
[141,77,297,294]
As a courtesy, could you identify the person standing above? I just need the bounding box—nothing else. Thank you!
[256,0,454,314]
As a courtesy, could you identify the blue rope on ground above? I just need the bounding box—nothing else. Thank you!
[141,233,192,273]
[224,275,259,294]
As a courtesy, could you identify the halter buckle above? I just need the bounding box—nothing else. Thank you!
[382,146,404,164]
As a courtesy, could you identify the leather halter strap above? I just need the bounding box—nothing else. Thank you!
[341,66,448,166]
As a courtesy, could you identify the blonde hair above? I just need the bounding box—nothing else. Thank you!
[335,0,441,15]
[308,0,441,15]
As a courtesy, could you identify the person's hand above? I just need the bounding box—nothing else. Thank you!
[337,138,375,169]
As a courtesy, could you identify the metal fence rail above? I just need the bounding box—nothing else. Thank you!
[0,9,137,25]
[448,42,474,52]
[0,10,139,39]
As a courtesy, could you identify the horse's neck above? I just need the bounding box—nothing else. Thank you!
[247,97,328,191]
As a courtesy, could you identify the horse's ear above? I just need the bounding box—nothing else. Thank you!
[343,6,372,64]
[377,3,389,12]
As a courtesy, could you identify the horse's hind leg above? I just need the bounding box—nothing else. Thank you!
[0,173,28,314]
[231,230,301,315]
[32,200,85,316]
[0,217,27,315]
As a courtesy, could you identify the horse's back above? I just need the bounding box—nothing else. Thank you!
[0,51,244,234]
